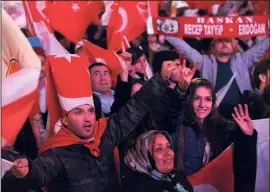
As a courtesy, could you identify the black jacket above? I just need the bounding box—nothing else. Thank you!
[2,74,171,192]
[121,169,193,192]
[110,75,186,186]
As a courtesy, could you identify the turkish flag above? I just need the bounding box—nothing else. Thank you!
[2,10,41,148]
[82,40,121,87]
[47,1,104,43]
[23,1,68,55]
[107,1,158,51]
[187,145,234,192]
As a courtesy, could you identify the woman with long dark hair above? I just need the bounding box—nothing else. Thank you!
[172,78,257,191]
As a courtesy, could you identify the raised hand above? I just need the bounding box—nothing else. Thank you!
[115,43,133,81]
[179,60,199,87]
[232,104,254,135]
[118,42,132,73]
[11,158,29,178]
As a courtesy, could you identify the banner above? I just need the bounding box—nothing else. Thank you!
[151,15,269,38]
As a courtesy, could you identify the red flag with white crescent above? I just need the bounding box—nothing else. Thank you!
[107,1,158,52]
[23,1,68,55]
[47,1,104,43]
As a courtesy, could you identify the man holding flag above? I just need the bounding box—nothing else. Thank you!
[2,44,193,192]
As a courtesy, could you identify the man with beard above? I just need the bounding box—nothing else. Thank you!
[165,36,269,119]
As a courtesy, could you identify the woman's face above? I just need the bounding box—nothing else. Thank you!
[192,86,213,123]
[132,55,147,75]
[149,134,174,174]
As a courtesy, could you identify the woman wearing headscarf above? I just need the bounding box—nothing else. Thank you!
[123,130,193,192]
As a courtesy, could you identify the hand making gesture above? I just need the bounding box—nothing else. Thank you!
[178,60,199,88]
[232,104,254,135]
[116,43,133,81]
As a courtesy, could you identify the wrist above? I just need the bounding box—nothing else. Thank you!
[120,71,129,82]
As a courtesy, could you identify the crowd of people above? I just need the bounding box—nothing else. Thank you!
[2,1,270,192]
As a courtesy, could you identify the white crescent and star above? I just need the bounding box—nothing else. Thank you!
[71,3,80,12]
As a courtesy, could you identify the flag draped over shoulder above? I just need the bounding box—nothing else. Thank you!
[2,9,41,148]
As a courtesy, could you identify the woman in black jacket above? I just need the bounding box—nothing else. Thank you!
[123,130,193,192]
[172,78,257,191]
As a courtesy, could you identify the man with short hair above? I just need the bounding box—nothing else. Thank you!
[2,53,191,192]
[89,62,115,117]
[166,36,269,119]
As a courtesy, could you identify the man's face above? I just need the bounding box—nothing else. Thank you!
[213,39,234,56]
[63,104,96,139]
[90,65,112,94]
[170,59,182,82]
[132,55,147,75]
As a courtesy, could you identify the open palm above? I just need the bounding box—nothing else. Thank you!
[232,104,254,135]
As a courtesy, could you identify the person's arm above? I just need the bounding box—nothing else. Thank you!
[240,36,270,68]
[165,36,204,70]
[110,51,134,115]
[110,74,132,115]
[230,104,258,192]
[2,150,64,191]
[103,73,171,146]
[233,128,257,192]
